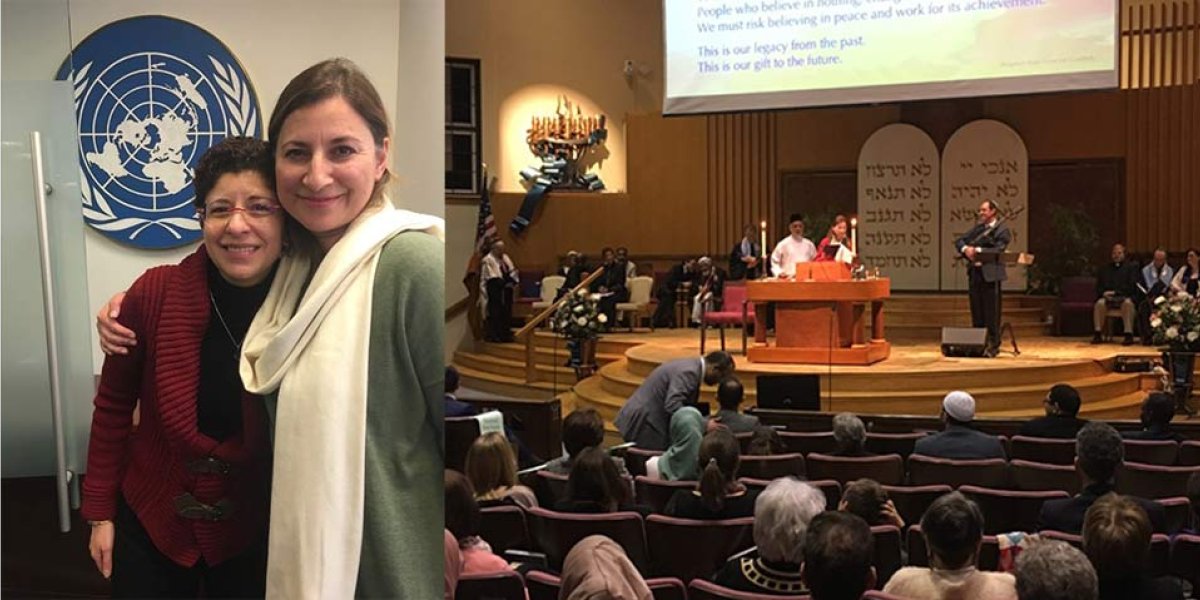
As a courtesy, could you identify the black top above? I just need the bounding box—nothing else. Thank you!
[664,488,759,520]
[711,550,806,596]
[552,499,652,517]
[197,260,273,441]
[1098,575,1184,600]
[1122,425,1185,443]
[912,423,1006,460]
[1036,481,1169,534]
[1096,260,1141,298]
[1018,415,1088,439]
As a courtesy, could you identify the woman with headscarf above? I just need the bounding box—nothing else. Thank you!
[644,406,705,481]
[559,535,652,600]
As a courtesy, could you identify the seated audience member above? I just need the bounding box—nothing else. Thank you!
[465,432,538,508]
[1037,422,1167,534]
[712,477,826,595]
[1138,248,1174,344]
[1169,247,1199,297]
[444,529,462,600]
[557,250,588,299]
[444,365,478,417]
[913,391,1005,460]
[1122,391,1184,442]
[690,256,726,324]
[556,251,577,278]
[645,406,706,480]
[884,492,1017,600]
[665,429,757,519]
[543,408,629,477]
[652,257,697,328]
[557,447,647,516]
[1013,539,1098,600]
[711,377,760,433]
[444,470,509,574]
[1091,243,1140,346]
[616,246,637,281]
[802,511,877,600]
[1017,384,1087,439]
[831,412,873,457]
[839,479,904,528]
[745,426,787,456]
[559,535,652,599]
[591,247,628,330]
[729,223,763,280]
[1081,494,1184,600]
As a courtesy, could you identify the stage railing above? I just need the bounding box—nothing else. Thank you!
[513,266,605,383]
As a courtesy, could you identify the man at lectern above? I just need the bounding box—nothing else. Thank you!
[954,200,1011,356]
[769,213,817,278]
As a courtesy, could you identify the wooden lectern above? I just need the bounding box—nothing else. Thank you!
[746,262,891,365]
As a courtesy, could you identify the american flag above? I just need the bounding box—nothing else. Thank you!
[474,171,496,254]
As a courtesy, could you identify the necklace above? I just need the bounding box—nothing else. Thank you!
[208,291,241,351]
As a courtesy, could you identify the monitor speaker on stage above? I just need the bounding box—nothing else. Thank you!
[756,375,821,411]
[941,327,988,357]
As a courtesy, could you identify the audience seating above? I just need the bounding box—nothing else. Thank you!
[479,505,530,554]
[780,431,838,455]
[635,476,697,514]
[1169,534,1200,588]
[616,275,656,331]
[624,447,663,477]
[1116,462,1200,499]
[737,453,805,480]
[1122,439,1180,465]
[645,515,755,582]
[870,525,904,588]
[1040,530,1171,577]
[865,432,926,458]
[1008,435,1076,465]
[907,455,1009,488]
[907,525,1000,570]
[958,485,1070,534]
[700,283,755,354]
[529,275,564,314]
[805,453,905,485]
[536,469,569,507]
[456,571,526,600]
[525,507,649,572]
[688,579,811,600]
[1157,496,1193,534]
[1179,440,1200,466]
[526,571,688,600]
[882,484,952,529]
[1009,459,1081,495]
[445,416,482,472]
[740,477,841,510]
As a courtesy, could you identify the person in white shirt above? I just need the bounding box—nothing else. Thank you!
[480,239,518,342]
[770,213,818,278]
[1138,247,1175,344]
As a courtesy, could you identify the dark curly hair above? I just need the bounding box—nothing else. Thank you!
[192,136,274,209]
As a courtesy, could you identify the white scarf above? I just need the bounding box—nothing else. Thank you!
[240,202,444,599]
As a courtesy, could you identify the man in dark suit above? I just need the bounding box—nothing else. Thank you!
[652,257,697,328]
[444,366,478,417]
[591,247,628,330]
[711,377,759,433]
[1018,383,1088,439]
[913,391,1005,459]
[954,200,1012,356]
[1037,422,1168,533]
[1091,243,1141,345]
[615,351,735,450]
[1122,392,1184,442]
[729,224,763,280]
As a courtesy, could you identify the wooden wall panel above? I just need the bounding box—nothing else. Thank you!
[706,113,777,257]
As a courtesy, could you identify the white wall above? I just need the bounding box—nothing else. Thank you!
[3,0,444,373]
[445,202,478,360]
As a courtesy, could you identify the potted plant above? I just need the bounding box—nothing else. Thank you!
[554,288,607,378]
[1149,291,1200,415]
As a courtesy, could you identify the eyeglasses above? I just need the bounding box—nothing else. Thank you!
[197,202,282,222]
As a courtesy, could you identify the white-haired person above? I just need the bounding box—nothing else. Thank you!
[690,256,725,324]
[831,412,873,457]
[710,477,826,596]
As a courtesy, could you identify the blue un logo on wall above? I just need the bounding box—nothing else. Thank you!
[56,16,261,249]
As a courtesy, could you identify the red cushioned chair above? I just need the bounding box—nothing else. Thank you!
[478,505,530,554]
[700,283,755,354]
[688,579,812,599]
[1057,276,1097,336]
[871,525,904,588]
[1157,496,1192,534]
[805,453,905,485]
[779,431,837,455]
[456,571,526,600]
[1169,534,1200,588]
[1009,459,1081,495]
[635,476,697,514]
[445,416,482,472]
[1009,435,1076,466]
[1122,439,1180,466]
[526,571,689,600]
[959,485,1070,534]
[738,453,806,480]
[865,432,927,458]
[907,454,1010,489]
[525,507,649,572]
[1116,461,1200,499]
[1179,440,1200,466]
[646,515,755,582]
[536,469,569,507]
[740,477,842,510]
[881,484,952,530]
[624,447,663,478]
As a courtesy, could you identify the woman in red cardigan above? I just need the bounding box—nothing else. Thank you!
[815,214,853,262]
[83,137,285,597]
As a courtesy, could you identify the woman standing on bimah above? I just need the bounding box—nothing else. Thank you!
[481,240,518,342]
[954,200,1011,356]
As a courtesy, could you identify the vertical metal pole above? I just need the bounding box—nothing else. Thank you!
[30,131,72,533]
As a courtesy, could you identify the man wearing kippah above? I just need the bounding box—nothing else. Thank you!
[912,391,1005,459]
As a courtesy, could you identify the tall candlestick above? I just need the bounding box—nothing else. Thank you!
[760,220,768,275]
[850,217,858,253]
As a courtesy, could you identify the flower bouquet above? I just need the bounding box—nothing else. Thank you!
[1150,292,1200,351]
[554,288,607,377]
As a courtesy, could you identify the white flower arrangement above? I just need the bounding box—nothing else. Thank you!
[555,289,604,340]
[1150,291,1200,351]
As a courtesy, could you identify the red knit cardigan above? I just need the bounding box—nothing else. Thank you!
[81,247,271,567]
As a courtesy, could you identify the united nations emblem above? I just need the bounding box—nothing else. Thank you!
[56,16,261,249]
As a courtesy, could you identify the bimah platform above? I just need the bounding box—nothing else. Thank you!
[746,262,891,365]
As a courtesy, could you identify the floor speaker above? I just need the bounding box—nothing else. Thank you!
[756,374,821,410]
[941,327,988,357]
